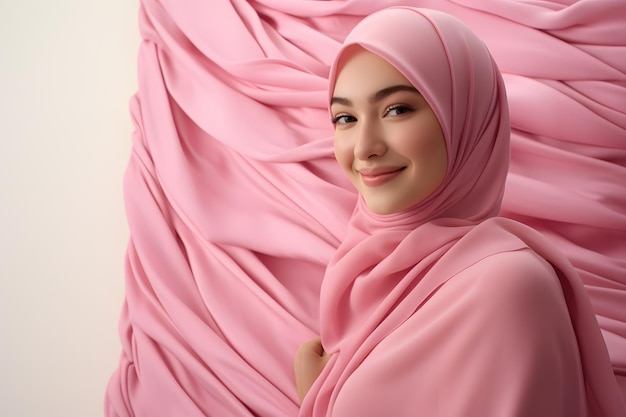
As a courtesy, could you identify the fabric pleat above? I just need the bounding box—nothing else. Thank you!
[105,1,626,416]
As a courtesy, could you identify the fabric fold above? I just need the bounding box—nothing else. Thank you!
[106,1,626,415]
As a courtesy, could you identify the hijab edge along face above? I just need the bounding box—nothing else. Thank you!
[331,46,449,216]
[328,7,510,224]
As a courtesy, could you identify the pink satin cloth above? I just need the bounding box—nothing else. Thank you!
[105,1,626,416]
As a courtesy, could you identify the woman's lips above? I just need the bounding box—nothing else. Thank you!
[358,167,405,187]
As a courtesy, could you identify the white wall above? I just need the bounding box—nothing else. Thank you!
[0,1,139,415]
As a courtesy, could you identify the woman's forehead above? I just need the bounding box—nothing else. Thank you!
[331,48,414,99]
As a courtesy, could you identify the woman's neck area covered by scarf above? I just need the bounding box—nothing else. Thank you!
[319,4,513,366]
[105,1,626,417]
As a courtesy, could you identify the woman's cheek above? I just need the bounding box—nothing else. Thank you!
[334,136,353,173]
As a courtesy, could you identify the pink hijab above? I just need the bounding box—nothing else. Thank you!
[301,7,625,416]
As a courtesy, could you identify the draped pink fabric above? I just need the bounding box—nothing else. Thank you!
[105,1,626,416]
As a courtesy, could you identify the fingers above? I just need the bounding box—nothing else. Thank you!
[298,337,325,357]
[294,337,331,403]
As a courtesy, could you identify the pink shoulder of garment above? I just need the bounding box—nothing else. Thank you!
[105,1,626,416]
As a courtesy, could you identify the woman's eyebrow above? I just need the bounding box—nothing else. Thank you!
[330,96,352,106]
[371,85,419,103]
[330,84,419,107]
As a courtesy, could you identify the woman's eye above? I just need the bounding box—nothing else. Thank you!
[331,114,357,126]
[384,105,413,117]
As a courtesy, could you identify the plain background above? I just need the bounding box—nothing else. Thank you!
[1,1,139,415]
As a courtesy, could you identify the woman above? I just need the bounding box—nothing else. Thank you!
[295,7,625,417]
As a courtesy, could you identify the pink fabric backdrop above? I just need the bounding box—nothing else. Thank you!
[105,0,626,415]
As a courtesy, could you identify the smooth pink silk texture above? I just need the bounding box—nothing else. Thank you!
[105,1,626,416]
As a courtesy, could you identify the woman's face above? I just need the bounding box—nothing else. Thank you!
[331,48,448,215]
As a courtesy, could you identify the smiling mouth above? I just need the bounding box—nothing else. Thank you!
[359,167,406,187]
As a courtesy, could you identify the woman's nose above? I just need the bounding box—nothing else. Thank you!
[353,120,386,160]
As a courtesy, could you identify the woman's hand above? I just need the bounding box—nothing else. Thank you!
[294,337,331,403]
